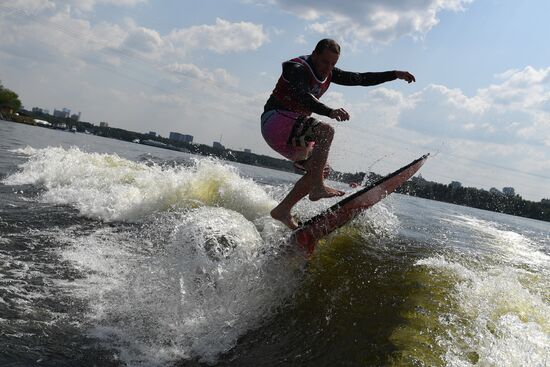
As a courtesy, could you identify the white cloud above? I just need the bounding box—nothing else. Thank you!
[120,25,167,60]
[167,18,269,54]
[0,6,133,62]
[419,84,488,113]
[262,0,474,44]
[479,66,550,111]
[96,0,146,6]
[3,0,55,13]
[163,63,238,85]
[5,4,276,70]
[389,66,550,149]
[213,68,239,85]
[0,10,114,71]
[369,87,412,108]
[53,0,146,13]
[322,64,550,200]
[294,35,307,44]
[328,87,414,129]
[1,6,267,79]
[462,123,475,130]
[3,0,146,14]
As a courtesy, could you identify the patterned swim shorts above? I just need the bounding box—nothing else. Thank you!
[261,110,321,162]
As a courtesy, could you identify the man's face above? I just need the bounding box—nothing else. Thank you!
[311,49,339,79]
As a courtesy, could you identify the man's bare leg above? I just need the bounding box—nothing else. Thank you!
[303,123,344,201]
[271,122,344,229]
[270,173,313,229]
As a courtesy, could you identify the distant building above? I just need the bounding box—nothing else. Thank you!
[53,108,70,118]
[244,148,252,153]
[32,107,50,115]
[148,131,157,137]
[213,141,225,149]
[99,121,109,127]
[169,132,193,143]
[502,187,515,197]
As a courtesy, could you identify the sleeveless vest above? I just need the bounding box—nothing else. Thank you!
[271,55,332,115]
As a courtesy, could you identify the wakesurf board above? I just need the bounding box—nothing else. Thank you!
[291,154,429,255]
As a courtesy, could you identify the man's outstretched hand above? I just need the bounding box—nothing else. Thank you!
[396,71,416,83]
[330,108,350,121]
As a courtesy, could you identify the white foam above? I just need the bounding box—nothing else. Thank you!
[356,198,400,237]
[4,145,311,365]
[3,146,276,222]
[416,256,550,366]
[447,214,550,269]
[57,207,302,365]
[266,181,400,243]
[10,146,39,156]
[415,256,477,281]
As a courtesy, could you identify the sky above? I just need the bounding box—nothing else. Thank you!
[1,0,549,201]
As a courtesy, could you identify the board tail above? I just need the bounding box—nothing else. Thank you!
[291,230,317,255]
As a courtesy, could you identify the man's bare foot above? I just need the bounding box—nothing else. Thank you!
[270,208,299,230]
[308,185,345,201]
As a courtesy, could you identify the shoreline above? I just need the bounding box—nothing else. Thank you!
[2,117,549,223]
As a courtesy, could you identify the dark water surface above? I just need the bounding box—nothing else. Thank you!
[1,120,549,366]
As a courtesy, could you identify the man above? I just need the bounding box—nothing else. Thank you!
[261,39,415,229]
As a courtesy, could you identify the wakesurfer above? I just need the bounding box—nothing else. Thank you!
[261,39,415,229]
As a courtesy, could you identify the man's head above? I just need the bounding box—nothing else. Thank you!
[311,39,340,79]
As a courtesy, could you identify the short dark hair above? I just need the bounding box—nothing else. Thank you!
[314,39,341,55]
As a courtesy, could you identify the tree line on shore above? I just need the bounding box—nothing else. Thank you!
[400,177,550,222]
[0,81,22,119]
[2,81,548,222]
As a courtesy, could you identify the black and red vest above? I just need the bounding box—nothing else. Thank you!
[271,55,332,115]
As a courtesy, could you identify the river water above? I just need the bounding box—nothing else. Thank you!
[1,120,549,366]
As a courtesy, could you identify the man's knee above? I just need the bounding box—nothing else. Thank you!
[314,122,334,139]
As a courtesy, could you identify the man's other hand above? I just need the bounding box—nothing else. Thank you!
[396,71,416,83]
[330,108,350,121]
